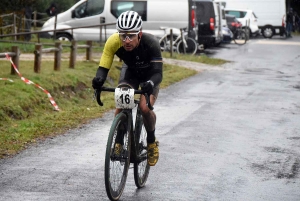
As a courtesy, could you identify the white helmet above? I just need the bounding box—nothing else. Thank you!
[116,11,143,32]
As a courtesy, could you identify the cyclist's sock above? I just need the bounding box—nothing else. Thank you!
[147,129,156,144]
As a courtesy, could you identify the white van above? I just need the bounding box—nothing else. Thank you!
[41,0,189,41]
[219,0,286,38]
[188,0,225,48]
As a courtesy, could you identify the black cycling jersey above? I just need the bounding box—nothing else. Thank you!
[96,32,163,87]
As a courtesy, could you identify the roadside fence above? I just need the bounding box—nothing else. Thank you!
[0,40,93,74]
[0,46,20,75]
[0,11,51,38]
[0,11,114,43]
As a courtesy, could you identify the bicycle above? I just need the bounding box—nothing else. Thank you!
[159,27,198,55]
[94,84,153,201]
[232,25,248,45]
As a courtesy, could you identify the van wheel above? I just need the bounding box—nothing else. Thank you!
[262,26,274,38]
[56,34,73,41]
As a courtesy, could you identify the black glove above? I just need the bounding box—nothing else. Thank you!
[92,76,105,90]
[140,80,154,95]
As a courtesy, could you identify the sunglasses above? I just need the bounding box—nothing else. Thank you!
[118,31,140,41]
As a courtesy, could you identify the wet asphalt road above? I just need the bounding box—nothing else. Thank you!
[1,36,300,201]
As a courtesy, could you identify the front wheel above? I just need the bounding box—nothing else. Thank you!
[105,113,131,201]
[134,113,150,188]
[176,37,198,55]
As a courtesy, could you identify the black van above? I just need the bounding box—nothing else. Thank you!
[188,0,224,49]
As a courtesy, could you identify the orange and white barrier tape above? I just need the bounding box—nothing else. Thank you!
[5,53,60,111]
[0,78,14,82]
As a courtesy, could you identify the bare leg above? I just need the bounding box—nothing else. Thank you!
[115,108,122,116]
[139,94,157,143]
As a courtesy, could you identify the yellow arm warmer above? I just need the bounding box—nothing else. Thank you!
[99,33,122,69]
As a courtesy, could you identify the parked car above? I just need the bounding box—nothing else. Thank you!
[222,26,233,43]
[225,9,259,37]
[188,0,224,48]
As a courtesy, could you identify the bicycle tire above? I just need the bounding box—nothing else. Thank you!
[133,112,150,188]
[105,113,131,201]
[160,35,177,52]
[176,37,198,55]
[159,37,168,52]
[233,29,247,45]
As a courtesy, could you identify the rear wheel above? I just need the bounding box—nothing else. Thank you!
[176,37,197,55]
[262,26,274,38]
[55,33,72,41]
[234,29,247,45]
[105,113,131,201]
[134,116,150,188]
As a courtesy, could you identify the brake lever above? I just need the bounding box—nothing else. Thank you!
[144,93,154,110]
[94,89,103,106]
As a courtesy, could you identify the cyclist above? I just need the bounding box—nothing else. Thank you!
[286,8,294,38]
[92,11,162,166]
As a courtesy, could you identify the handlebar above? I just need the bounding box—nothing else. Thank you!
[94,86,154,110]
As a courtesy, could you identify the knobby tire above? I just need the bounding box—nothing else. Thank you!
[177,37,198,55]
[105,113,131,201]
[133,112,150,188]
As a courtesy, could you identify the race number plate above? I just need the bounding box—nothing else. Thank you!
[115,88,135,109]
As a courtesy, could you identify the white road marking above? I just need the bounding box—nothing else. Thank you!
[255,40,300,46]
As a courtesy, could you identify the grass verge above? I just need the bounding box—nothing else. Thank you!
[0,58,198,159]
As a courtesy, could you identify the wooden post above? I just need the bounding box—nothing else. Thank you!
[180,28,186,54]
[86,41,92,61]
[11,46,20,75]
[170,29,173,57]
[104,25,107,41]
[37,33,40,43]
[54,42,62,71]
[34,44,42,73]
[13,13,17,41]
[100,17,102,43]
[53,15,57,40]
[33,11,37,29]
[69,40,77,68]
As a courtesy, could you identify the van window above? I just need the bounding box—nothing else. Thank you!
[73,0,104,18]
[194,2,214,23]
[86,0,105,16]
[111,1,147,21]
[225,11,246,18]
